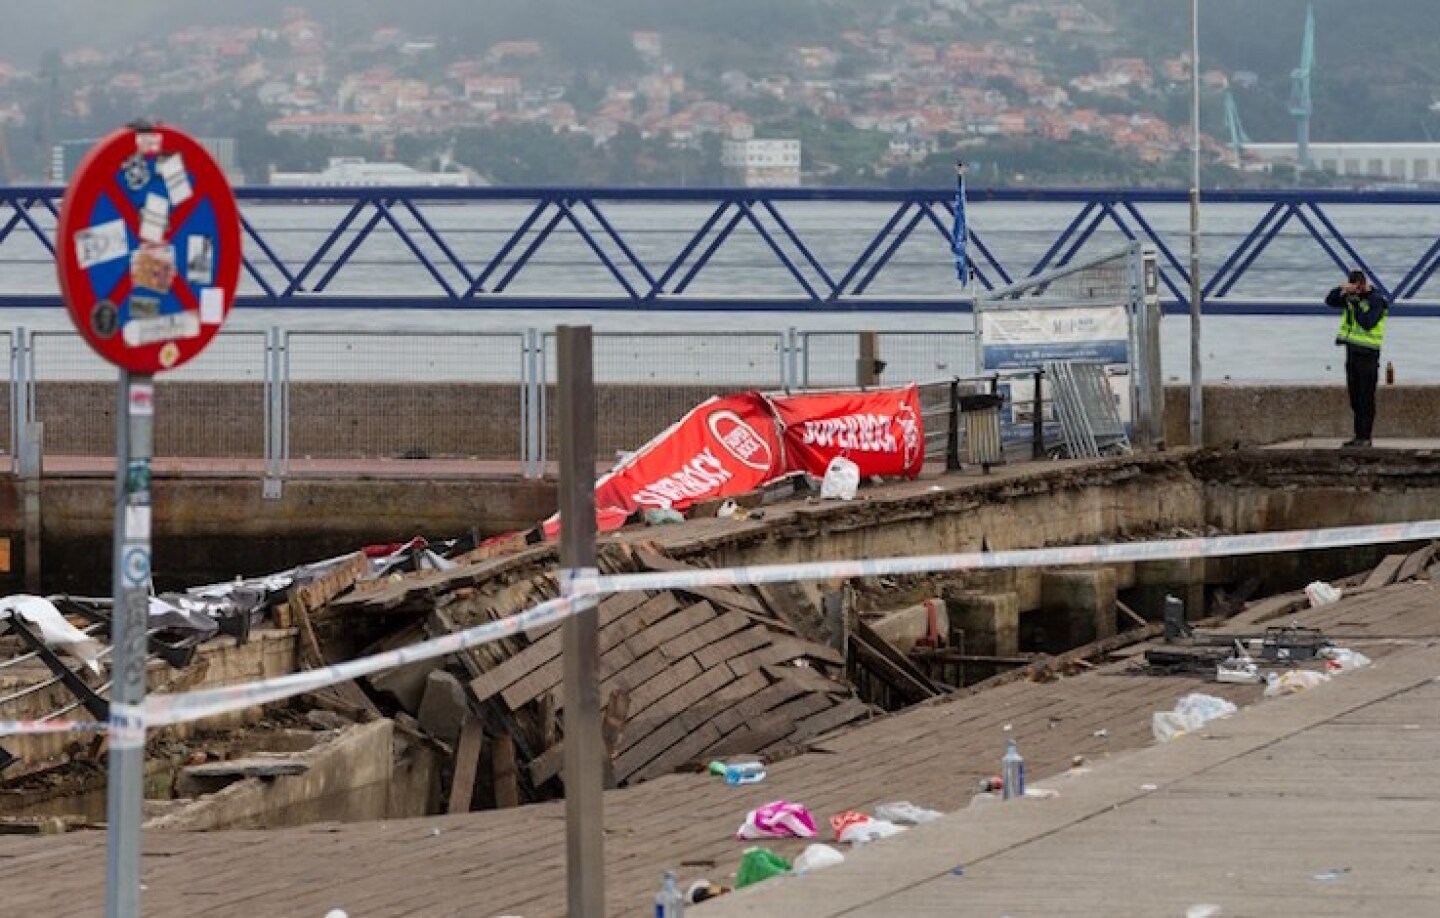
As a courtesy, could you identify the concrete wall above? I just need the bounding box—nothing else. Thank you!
[10,474,557,594]
[1164,384,1438,447]
[0,629,297,777]
[146,719,439,831]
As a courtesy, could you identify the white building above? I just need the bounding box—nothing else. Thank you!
[1246,142,1440,184]
[721,138,802,187]
[270,157,474,187]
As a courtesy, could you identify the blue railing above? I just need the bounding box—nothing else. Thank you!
[6,185,1440,314]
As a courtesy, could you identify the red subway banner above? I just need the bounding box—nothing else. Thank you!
[544,392,785,538]
[770,384,924,479]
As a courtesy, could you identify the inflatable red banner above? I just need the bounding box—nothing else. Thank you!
[544,392,784,538]
[770,384,924,479]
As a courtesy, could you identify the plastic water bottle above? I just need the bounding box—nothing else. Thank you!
[655,870,685,917]
[1001,738,1025,800]
[708,760,766,785]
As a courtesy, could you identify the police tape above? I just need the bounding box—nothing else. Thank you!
[571,519,1440,596]
[0,719,109,737]
[3,518,1439,737]
[141,592,590,729]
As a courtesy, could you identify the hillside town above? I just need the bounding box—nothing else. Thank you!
[0,2,1299,185]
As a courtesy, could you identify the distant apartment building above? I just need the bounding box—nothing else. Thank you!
[721,138,802,187]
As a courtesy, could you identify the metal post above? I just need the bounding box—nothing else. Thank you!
[945,379,961,471]
[263,327,283,499]
[558,326,604,916]
[1188,0,1204,447]
[106,371,153,918]
[857,330,881,389]
[1032,370,1045,460]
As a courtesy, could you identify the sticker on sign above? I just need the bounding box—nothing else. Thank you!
[122,312,200,347]
[74,219,129,269]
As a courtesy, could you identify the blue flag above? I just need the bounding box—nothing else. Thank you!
[951,169,969,285]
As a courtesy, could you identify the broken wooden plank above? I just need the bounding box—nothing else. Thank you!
[854,619,942,695]
[1396,543,1438,583]
[291,552,370,619]
[656,608,750,663]
[1115,598,1148,630]
[634,549,769,615]
[618,662,737,751]
[761,662,851,697]
[446,714,484,814]
[527,742,564,788]
[468,591,662,705]
[183,758,309,780]
[492,733,519,809]
[626,657,703,715]
[789,697,874,741]
[1358,554,1408,592]
[849,633,940,703]
[694,627,775,670]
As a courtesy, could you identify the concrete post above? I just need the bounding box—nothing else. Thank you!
[1133,558,1205,623]
[944,590,1020,656]
[1038,568,1117,652]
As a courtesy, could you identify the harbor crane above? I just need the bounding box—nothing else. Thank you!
[1223,91,1250,164]
[1289,4,1315,169]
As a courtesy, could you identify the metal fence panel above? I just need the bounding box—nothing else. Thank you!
[29,330,270,459]
[284,331,527,463]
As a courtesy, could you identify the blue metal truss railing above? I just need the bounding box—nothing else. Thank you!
[4,184,1440,314]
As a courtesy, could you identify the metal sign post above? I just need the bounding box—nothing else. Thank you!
[106,370,152,918]
[54,122,241,918]
[558,325,605,915]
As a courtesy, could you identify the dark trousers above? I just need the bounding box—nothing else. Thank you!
[1345,347,1380,440]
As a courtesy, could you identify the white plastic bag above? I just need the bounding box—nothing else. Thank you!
[1153,693,1237,742]
[820,456,860,501]
[1152,710,1198,743]
[838,818,904,845]
[874,801,943,825]
[1264,669,1331,696]
[1174,693,1238,723]
[792,843,846,875]
[1305,580,1342,607]
[1321,647,1372,673]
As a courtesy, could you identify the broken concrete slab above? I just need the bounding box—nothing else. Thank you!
[417,671,468,745]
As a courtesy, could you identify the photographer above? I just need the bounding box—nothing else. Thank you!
[1325,269,1388,448]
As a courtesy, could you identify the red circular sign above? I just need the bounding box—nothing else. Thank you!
[56,125,241,374]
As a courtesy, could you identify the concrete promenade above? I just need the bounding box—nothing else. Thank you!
[0,579,1436,915]
[705,639,1440,916]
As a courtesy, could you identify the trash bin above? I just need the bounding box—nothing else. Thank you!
[958,393,1004,470]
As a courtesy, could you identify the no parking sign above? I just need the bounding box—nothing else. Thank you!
[56,124,241,373]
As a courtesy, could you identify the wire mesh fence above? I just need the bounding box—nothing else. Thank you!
[283,331,527,463]
[7,326,1005,471]
[801,331,975,389]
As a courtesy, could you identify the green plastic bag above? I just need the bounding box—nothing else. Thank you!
[736,847,792,889]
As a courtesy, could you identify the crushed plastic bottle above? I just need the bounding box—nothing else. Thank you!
[708,760,766,785]
[655,869,686,917]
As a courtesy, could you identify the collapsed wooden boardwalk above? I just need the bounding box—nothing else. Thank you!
[1,576,1438,916]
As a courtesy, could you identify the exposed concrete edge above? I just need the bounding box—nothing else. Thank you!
[698,645,1440,916]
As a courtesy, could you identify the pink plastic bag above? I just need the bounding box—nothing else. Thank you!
[736,800,818,839]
